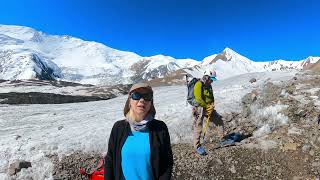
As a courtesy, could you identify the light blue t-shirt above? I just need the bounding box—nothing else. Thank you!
[121,131,153,180]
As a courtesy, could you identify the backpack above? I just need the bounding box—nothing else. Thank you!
[186,77,201,106]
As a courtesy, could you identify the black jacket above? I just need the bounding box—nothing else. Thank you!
[104,119,173,180]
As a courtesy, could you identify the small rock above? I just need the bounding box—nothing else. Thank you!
[58,126,63,130]
[230,165,236,173]
[288,138,294,143]
[309,150,315,156]
[216,158,223,165]
[249,78,257,83]
[15,135,21,140]
[302,144,311,153]
[8,160,32,176]
[282,143,299,151]
[293,176,301,180]
[312,162,320,167]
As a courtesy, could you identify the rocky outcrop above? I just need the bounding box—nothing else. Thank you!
[8,160,32,176]
[0,92,113,104]
[31,54,61,80]
[249,78,257,83]
[0,79,131,104]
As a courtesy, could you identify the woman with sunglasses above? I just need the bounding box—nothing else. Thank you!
[104,83,173,180]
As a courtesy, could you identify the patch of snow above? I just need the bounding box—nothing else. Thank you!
[314,101,320,110]
[291,94,311,104]
[253,124,272,138]
[0,173,10,180]
[303,87,320,95]
[287,126,303,135]
[251,104,289,138]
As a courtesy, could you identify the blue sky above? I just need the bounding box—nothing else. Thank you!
[0,0,319,61]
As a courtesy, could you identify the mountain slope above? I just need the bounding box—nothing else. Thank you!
[0,24,199,85]
[0,50,61,80]
[309,59,320,72]
[301,56,320,70]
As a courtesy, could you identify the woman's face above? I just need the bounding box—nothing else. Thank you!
[129,88,152,118]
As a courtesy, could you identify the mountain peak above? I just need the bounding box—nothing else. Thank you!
[205,48,245,63]
[223,47,235,53]
[0,24,43,42]
[222,47,242,58]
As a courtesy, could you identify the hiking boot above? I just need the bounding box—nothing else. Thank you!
[196,146,206,155]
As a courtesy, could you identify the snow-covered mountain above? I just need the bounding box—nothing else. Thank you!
[0,25,198,85]
[185,48,319,80]
[300,56,320,69]
[193,48,265,79]
[255,57,319,71]
[257,60,301,71]
[0,24,319,86]
[130,55,199,82]
[185,48,268,80]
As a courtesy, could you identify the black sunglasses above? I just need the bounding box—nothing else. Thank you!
[130,92,153,101]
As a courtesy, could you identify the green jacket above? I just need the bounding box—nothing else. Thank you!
[193,81,214,108]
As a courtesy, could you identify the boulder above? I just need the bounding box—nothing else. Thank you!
[8,160,32,175]
[249,78,257,83]
[281,143,299,151]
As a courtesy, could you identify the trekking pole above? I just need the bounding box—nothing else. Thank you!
[202,106,214,143]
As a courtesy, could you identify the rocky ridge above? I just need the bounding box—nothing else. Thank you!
[0,79,131,104]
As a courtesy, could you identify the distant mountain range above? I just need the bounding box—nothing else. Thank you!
[0,24,319,85]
